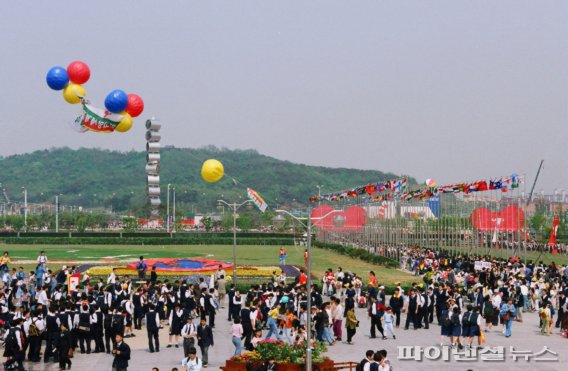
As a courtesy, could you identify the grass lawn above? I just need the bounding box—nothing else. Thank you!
[0,244,414,287]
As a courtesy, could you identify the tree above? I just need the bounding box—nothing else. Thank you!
[237,213,253,232]
[201,216,212,232]
[221,212,233,232]
[530,212,549,242]
[123,217,138,232]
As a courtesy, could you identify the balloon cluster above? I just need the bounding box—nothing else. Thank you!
[46,61,144,133]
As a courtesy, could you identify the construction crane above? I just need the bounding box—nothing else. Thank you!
[526,160,544,206]
[0,183,10,204]
[0,182,10,216]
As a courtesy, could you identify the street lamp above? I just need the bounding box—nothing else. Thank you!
[272,207,344,371]
[166,184,171,232]
[172,187,176,232]
[21,187,27,229]
[316,185,324,205]
[217,199,255,285]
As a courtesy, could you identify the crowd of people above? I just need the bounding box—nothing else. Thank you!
[0,245,567,371]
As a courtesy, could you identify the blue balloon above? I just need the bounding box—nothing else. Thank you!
[104,89,128,113]
[46,66,69,90]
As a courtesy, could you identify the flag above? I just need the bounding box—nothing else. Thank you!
[247,188,268,212]
[549,216,560,250]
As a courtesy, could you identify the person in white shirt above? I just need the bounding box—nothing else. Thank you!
[37,251,48,268]
[181,347,202,371]
[36,286,49,306]
[181,316,198,358]
[215,265,225,281]
[107,268,117,285]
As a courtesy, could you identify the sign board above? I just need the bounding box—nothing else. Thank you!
[67,273,81,294]
[474,261,492,271]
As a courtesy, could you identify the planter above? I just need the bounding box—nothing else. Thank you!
[221,360,334,371]
[221,360,248,371]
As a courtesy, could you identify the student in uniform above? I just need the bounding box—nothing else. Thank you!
[181,316,197,358]
[146,303,160,353]
[450,306,462,348]
[181,347,202,371]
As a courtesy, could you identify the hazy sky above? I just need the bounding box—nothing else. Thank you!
[0,1,566,193]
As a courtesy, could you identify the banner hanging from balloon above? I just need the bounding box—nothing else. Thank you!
[247,188,268,212]
[74,103,124,133]
[309,178,407,203]
[46,60,144,133]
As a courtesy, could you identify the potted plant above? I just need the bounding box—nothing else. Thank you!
[221,340,333,371]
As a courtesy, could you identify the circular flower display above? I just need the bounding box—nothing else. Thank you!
[127,258,233,273]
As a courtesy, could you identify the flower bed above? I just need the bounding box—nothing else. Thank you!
[126,257,232,272]
[82,264,284,278]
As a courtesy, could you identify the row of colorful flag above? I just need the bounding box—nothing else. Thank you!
[309,178,408,203]
[312,174,522,203]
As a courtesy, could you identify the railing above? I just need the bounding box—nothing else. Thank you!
[332,362,359,370]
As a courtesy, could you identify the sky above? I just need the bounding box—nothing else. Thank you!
[0,0,566,194]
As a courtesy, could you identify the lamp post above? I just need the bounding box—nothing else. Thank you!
[316,185,324,206]
[21,187,27,229]
[217,199,255,285]
[55,195,59,232]
[166,184,171,232]
[272,207,344,371]
[172,187,176,233]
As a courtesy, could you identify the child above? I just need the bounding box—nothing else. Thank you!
[383,307,396,339]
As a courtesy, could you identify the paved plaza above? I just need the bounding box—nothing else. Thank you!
[8,299,567,371]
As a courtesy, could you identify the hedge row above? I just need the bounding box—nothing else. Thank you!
[313,241,399,268]
[0,231,298,239]
[0,237,295,246]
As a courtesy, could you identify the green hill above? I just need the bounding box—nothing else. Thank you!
[0,147,413,214]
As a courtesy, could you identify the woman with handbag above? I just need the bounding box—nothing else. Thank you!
[345,306,358,345]
[539,303,552,336]
[499,298,517,338]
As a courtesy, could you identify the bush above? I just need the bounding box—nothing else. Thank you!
[313,241,399,268]
[0,237,295,246]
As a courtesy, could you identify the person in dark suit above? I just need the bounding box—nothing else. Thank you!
[57,324,72,370]
[145,304,160,353]
[111,333,131,371]
[405,289,419,330]
[227,285,236,321]
[197,317,214,368]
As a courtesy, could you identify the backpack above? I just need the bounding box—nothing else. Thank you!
[112,314,124,332]
[461,312,471,327]
[441,314,452,327]
[451,313,461,326]
[469,312,479,326]
[5,328,18,350]
[104,314,113,330]
[356,359,368,371]
[29,320,41,337]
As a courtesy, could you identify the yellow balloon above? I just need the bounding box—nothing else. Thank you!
[115,112,133,132]
[201,159,224,183]
[62,83,86,104]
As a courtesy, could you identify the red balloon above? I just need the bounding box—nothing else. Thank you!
[125,94,144,118]
[66,61,90,84]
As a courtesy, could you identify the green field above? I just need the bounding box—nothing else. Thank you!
[0,244,414,287]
